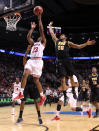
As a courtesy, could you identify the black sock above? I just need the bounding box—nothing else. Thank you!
[63,91,66,99]
[72,86,77,99]
[37,111,41,118]
[19,111,23,118]
[76,107,82,112]
[57,104,61,111]
[96,109,99,115]
[72,86,75,93]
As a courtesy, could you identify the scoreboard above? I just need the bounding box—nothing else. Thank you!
[47,26,61,36]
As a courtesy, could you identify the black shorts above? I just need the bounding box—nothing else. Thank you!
[90,87,99,102]
[22,84,40,101]
[57,59,75,77]
[80,91,88,101]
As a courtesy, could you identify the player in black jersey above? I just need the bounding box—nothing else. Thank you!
[16,75,43,125]
[80,80,89,105]
[49,21,96,103]
[89,67,99,118]
[16,45,43,125]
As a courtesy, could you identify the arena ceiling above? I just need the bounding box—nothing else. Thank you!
[0,0,99,31]
[34,0,99,31]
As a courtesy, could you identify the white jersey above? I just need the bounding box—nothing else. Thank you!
[13,82,21,94]
[30,41,45,58]
[67,75,78,93]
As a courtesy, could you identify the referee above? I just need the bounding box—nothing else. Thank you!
[49,21,96,103]
[44,87,52,106]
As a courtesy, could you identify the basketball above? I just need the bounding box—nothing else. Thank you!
[33,6,43,16]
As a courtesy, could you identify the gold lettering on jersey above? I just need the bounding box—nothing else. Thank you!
[58,41,66,50]
[82,86,86,91]
[92,77,97,85]
[92,78,97,81]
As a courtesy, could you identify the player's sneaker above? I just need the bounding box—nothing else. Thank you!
[16,118,23,124]
[38,95,46,106]
[51,116,60,121]
[86,108,92,118]
[14,92,24,100]
[38,117,43,125]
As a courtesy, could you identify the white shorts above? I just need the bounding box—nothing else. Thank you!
[12,93,21,104]
[59,93,77,108]
[24,59,43,78]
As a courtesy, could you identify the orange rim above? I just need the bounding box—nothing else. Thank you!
[4,12,21,21]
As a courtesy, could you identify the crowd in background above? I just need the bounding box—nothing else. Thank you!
[0,53,99,103]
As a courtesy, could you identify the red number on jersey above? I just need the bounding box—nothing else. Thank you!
[33,47,38,53]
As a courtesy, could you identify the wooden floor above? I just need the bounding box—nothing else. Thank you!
[0,104,99,131]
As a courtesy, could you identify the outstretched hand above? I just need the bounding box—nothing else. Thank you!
[86,38,96,46]
[49,21,53,27]
[31,22,36,29]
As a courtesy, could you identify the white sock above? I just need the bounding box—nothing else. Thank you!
[81,105,83,109]
[12,108,15,113]
[40,92,43,97]
[80,105,83,115]
[56,111,60,117]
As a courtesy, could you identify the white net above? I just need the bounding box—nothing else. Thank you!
[4,13,21,31]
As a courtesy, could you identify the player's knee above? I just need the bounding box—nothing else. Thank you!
[71,107,76,111]
[21,101,25,105]
[24,69,30,76]
[33,78,39,84]
[34,99,38,104]
[58,100,63,105]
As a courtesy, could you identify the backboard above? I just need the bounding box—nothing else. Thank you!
[0,0,34,17]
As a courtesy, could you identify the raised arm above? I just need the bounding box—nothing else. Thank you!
[68,39,96,49]
[23,45,32,66]
[27,22,36,45]
[49,21,58,44]
[38,14,46,47]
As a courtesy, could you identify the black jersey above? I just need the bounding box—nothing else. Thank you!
[81,85,88,93]
[89,73,99,89]
[56,40,70,59]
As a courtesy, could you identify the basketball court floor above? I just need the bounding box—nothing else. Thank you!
[0,104,99,131]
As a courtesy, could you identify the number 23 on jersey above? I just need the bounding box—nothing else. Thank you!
[33,47,38,53]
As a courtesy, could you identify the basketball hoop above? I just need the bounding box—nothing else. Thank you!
[4,12,21,31]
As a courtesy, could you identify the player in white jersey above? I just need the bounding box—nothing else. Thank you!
[52,75,91,120]
[11,77,21,115]
[15,13,46,106]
